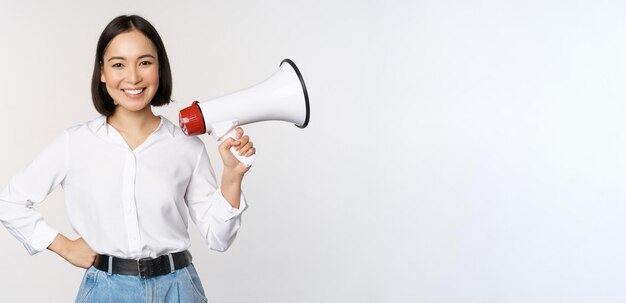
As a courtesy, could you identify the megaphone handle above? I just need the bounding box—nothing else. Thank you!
[229,145,256,167]
[219,128,256,168]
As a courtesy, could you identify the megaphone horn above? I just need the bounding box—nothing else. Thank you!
[179,58,310,167]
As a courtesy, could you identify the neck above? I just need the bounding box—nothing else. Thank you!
[107,106,160,134]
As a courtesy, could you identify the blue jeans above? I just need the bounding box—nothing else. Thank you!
[75,263,208,302]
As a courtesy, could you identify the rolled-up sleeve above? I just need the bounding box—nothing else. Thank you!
[0,132,68,255]
[185,147,247,252]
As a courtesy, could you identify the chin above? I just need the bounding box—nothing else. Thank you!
[118,103,151,112]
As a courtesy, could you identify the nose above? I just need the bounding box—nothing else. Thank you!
[127,66,142,84]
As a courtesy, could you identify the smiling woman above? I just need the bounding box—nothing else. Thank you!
[91,15,172,117]
[99,29,163,147]
[100,30,160,111]
[0,14,256,303]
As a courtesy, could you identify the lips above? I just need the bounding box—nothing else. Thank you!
[124,88,144,95]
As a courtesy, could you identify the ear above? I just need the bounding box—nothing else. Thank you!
[100,62,106,83]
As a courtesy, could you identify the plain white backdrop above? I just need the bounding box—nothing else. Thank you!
[1,0,625,302]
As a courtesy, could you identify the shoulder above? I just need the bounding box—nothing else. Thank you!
[161,116,205,149]
[64,115,106,135]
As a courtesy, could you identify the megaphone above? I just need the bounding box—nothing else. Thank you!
[179,58,310,167]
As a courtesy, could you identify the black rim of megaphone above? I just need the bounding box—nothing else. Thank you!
[280,58,310,128]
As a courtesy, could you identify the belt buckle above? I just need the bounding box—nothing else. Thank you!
[137,257,153,279]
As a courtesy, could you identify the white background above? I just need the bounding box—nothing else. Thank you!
[1,0,625,302]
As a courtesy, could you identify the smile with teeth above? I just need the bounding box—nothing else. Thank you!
[124,88,144,95]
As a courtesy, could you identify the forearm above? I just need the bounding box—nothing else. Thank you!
[47,233,70,257]
[0,195,59,255]
[220,169,244,209]
[47,233,96,268]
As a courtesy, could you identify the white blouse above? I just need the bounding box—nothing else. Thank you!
[0,115,247,258]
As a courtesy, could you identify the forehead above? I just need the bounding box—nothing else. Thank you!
[104,30,157,59]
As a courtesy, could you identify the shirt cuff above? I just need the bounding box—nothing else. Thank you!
[211,188,248,222]
[24,222,58,256]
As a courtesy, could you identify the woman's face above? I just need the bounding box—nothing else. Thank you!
[100,30,159,114]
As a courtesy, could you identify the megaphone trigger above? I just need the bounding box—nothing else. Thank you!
[211,120,240,141]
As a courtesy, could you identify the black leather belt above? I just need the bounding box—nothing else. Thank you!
[93,250,192,279]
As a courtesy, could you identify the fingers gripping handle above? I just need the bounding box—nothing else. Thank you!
[230,144,256,168]
[216,127,256,168]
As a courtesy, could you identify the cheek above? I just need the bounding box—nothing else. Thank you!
[147,68,160,85]
[104,82,118,96]
[103,71,122,88]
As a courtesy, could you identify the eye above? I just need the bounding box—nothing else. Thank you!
[112,63,123,68]
[139,61,153,66]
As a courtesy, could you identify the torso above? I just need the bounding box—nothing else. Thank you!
[107,114,161,150]
[118,129,156,150]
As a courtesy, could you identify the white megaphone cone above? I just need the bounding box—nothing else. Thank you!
[179,59,310,167]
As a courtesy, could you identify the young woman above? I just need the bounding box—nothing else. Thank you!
[0,15,254,302]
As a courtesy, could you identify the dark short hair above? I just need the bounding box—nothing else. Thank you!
[91,15,172,116]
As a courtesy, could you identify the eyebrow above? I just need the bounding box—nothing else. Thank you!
[107,54,157,62]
